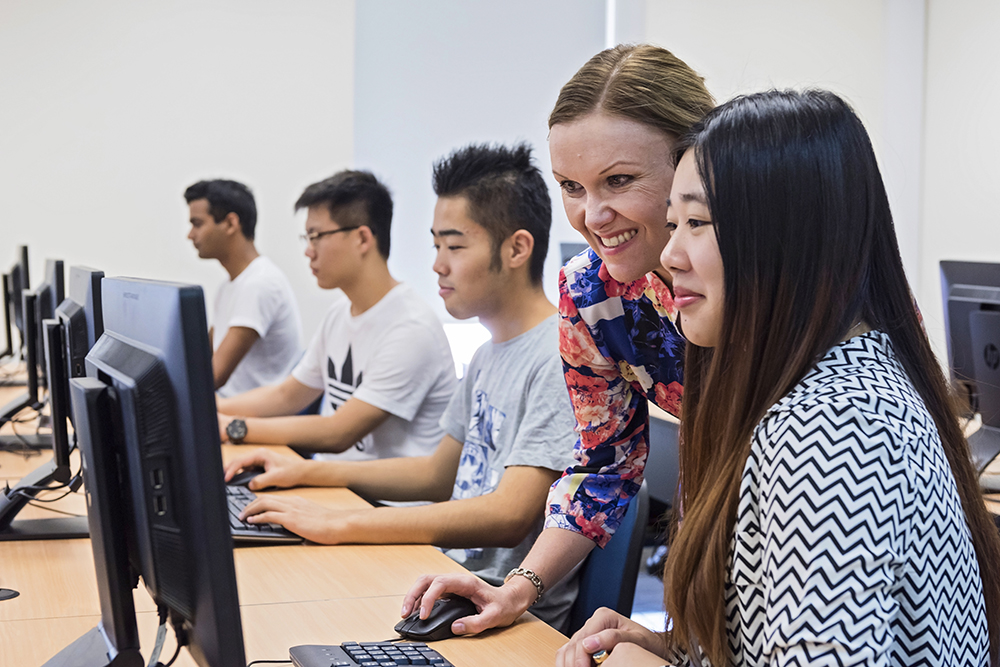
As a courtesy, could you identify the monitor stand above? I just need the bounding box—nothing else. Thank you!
[0,458,87,541]
[971,424,1000,474]
[0,433,52,449]
[43,624,143,667]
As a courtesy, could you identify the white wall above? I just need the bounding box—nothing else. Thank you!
[4,0,995,369]
[353,0,605,322]
[920,0,1000,360]
[644,0,926,287]
[0,0,355,340]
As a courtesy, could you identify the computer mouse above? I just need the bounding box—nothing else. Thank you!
[227,467,266,488]
[394,595,478,642]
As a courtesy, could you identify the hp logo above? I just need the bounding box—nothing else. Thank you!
[986,343,1000,371]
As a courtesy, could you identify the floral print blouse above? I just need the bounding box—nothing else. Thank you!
[544,249,684,547]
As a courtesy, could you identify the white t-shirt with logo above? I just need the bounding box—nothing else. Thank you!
[292,283,457,461]
[213,256,302,398]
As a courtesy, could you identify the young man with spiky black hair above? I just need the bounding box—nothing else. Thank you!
[216,170,457,464]
[223,144,580,630]
[185,179,302,396]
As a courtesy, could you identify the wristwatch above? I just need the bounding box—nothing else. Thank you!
[226,418,248,444]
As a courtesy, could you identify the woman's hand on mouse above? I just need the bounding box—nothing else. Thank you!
[401,573,536,636]
[556,608,668,667]
[223,448,308,490]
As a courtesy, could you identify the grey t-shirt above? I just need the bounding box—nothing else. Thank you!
[440,314,579,630]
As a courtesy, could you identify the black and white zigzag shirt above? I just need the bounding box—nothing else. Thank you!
[716,331,989,666]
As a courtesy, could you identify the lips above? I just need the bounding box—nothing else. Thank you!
[438,284,454,297]
[672,286,703,309]
[598,230,637,248]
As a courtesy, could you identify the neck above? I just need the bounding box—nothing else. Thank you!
[219,242,259,281]
[479,284,556,344]
[341,259,399,316]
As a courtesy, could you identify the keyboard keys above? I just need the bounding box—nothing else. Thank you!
[289,642,453,667]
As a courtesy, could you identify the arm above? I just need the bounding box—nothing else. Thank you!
[399,526,596,635]
[212,326,260,389]
[549,266,651,547]
[217,374,320,417]
[222,395,391,452]
[225,435,464,501]
[754,407,906,665]
[240,464,560,547]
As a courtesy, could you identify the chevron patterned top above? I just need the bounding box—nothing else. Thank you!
[703,330,989,666]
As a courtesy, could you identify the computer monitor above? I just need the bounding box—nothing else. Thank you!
[33,259,65,388]
[0,269,107,539]
[0,290,42,435]
[8,245,30,352]
[1,274,12,360]
[0,316,85,541]
[940,260,1000,473]
[56,266,105,380]
[50,277,245,667]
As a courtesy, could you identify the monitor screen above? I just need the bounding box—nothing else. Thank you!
[33,259,64,389]
[70,277,245,667]
[1,274,12,358]
[8,245,29,345]
[940,260,1000,472]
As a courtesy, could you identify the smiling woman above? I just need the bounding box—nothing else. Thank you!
[559,89,1000,667]
[402,44,716,656]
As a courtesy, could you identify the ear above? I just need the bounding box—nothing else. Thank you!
[355,225,378,257]
[505,229,535,271]
[222,212,242,236]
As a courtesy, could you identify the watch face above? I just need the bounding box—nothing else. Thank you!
[227,419,247,442]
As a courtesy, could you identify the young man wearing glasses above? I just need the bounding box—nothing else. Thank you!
[223,145,580,630]
[217,170,457,464]
[185,179,302,397]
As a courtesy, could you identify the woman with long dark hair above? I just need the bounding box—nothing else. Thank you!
[557,89,1000,666]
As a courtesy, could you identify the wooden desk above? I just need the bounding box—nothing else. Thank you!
[0,445,567,666]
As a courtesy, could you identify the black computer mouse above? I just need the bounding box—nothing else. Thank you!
[394,595,478,642]
[227,467,266,488]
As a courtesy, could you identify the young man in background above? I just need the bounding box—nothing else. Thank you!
[185,179,302,397]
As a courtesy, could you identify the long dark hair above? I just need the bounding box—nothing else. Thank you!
[663,89,1000,664]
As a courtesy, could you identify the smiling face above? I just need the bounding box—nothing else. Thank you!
[549,112,676,283]
[431,196,505,321]
[661,150,725,348]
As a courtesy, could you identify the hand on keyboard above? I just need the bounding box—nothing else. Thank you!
[238,492,368,544]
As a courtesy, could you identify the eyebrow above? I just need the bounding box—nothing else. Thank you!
[430,228,465,238]
[665,192,709,207]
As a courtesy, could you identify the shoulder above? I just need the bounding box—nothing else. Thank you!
[755,332,931,471]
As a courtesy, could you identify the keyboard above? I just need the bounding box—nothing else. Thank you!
[290,642,454,667]
[226,484,303,545]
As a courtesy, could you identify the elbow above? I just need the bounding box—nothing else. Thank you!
[427,486,453,503]
[492,519,536,549]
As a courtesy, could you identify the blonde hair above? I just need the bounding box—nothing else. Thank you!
[548,44,715,137]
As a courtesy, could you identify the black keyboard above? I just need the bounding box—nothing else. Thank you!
[226,484,303,545]
[290,642,454,667]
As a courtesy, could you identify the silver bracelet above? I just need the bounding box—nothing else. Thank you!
[504,567,544,605]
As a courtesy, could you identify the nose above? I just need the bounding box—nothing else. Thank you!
[432,250,448,277]
[660,227,686,277]
[304,241,316,260]
[584,194,614,230]
[187,227,196,241]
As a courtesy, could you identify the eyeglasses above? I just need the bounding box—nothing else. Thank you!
[299,226,361,247]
